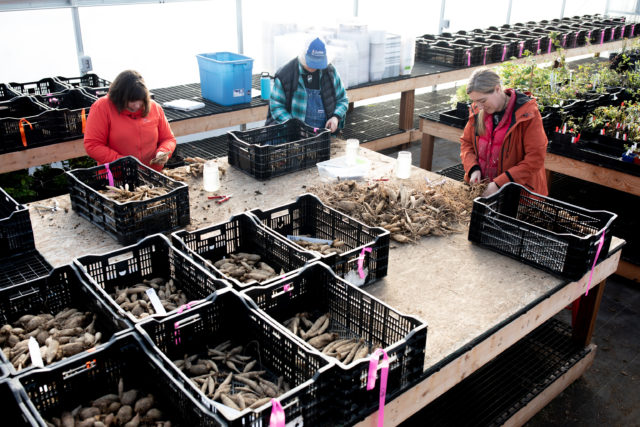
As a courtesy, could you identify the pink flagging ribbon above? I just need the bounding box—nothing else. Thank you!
[483,48,488,65]
[367,348,389,427]
[536,40,540,53]
[177,302,193,314]
[585,231,606,296]
[518,42,524,57]
[547,39,552,53]
[283,283,292,292]
[501,45,507,62]
[466,50,471,67]
[574,31,580,47]
[269,399,285,427]
[588,31,592,42]
[632,24,636,37]
[313,127,319,133]
[562,34,567,47]
[600,31,605,45]
[611,29,615,41]
[104,163,114,187]
[358,247,372,279]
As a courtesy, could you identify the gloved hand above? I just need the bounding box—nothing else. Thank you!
[469,169,482,183]
[482,182,499,197]
[150,151,170,166]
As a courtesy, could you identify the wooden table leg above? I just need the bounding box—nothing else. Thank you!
[420,133,435,171]
[348,102,354,113]
[572,279,606,346]
[399,90,415,131]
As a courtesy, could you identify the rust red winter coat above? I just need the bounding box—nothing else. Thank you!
[460,90,548,195]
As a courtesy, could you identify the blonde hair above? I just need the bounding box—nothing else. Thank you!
[467,68,502,136]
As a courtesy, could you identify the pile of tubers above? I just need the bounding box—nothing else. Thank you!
[162,156,226,182]
[174,340,290,412]
[283,312,376,365]
[289,237,345,256]
[311,180,486,243]
[45,378,172,427]
[110,278,188,320]
[1,309,102,371]
[99,184,169,203]
[210,252,283,284]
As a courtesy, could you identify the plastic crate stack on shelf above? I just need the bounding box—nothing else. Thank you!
[0,379,36,426]
[414,13,637,70]
[0,74,109,154]
[0,187,52,289]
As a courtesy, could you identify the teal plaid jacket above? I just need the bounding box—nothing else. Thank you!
[269,62,349,128]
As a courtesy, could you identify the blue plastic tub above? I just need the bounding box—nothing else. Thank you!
[196,52,253,106]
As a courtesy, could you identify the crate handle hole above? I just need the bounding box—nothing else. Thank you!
[201,229,222,240]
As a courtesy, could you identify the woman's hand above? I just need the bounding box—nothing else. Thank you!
[482,182,499,197]
[150,151,170,166]
[469,170,482,183]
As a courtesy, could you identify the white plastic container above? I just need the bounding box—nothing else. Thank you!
[203,159,220,192]
[396,151,412,179]
[345,139,359,165]
[400,36,416,75]
[383,33,402,79]
[273,32,307,72]
[369,30,386,82]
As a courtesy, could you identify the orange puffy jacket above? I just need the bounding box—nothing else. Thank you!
[84,96,176,172]
[460,90,548,195]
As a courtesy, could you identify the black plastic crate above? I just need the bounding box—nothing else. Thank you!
[136,288,335,426]
[73,234,229,324]
[415,39,482,67]
[35,88,98,140]
[0,250,52,290]
[0,84,19,102]
[250,193,390,286]
[0,379,37,426]
[172,213,319,290]
[438,106,469,129]
[9,78,70,96]
[18,332,221,426]
[0,187,35,258]
[468,183,617,280]
[242,262,427,426]
[0,96,60,154]
[227,118,331,180]
[0,265,130,375]
[66,156,190,245]
[55,73,111,89]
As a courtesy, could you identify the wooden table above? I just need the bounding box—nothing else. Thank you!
[419,115,639,283]
[0,39,629,175]
[27,141,622,425]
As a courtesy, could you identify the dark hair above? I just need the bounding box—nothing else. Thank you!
[108,70,151,116]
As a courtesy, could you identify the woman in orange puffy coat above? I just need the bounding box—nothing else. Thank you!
[460,68,548,196]
[84,70,175,171]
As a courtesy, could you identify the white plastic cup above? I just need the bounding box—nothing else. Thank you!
[345,139,359,165]
[203,159,220,192]
[396,151,412,179]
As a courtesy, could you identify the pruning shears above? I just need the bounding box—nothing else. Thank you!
[208,194,233,204]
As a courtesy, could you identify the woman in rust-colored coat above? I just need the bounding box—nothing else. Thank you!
[460,68,548,196]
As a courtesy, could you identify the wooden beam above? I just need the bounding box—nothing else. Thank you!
[615,259,640,282]
[545,152,640,197]
[420,133,435,171]
[169,105,268,137]
[399,90,415,130]
[0,139,86,173]
[503,344,597,427]
[572,280,606,347]
[354,249,620,426]
[360,131,413,152]
[418,118,464,170]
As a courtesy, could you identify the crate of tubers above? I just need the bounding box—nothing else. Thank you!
[242,262,427,425]
[227,118,331,180]
[171,212,319,290]
[250,193,390,286]
[73,234,229,325]
[66,156,190,245]
[18,332,222,426]
[468,183,617,280]
[0,265,130,376]
[136,287,335,426]
[0,379,37,426]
